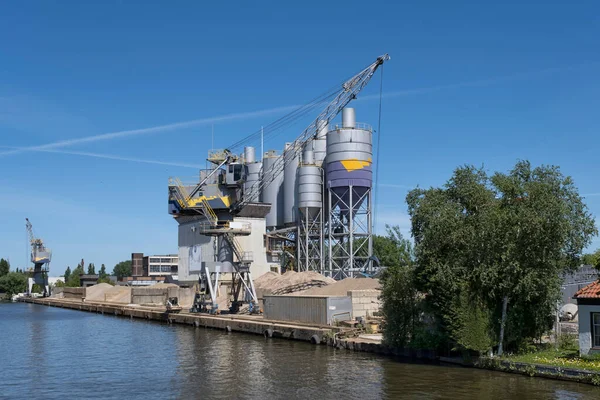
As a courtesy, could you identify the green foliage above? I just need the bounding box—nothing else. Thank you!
[407,160,597,353]
[445,288,494,353]
[87,263,95,275]
[54,279,65,288]
[0,272,28,297]
[64,266,71,283]
[0,258,10,277]
[99,264,107,279]
[66,264,84,287]
[112,260,132,280]
[558,333,578,351]
[380,264,420,348]
[31,283,43,294]
[373,224,414,268]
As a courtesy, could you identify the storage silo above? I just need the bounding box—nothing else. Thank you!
[298,149,322,220]
[313,120,328,166]
[283,142,300,226]
[325,108,373,279]
[262,150,284,228]
[243,146,261,202]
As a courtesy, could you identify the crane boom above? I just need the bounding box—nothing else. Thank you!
[233,53,389,212]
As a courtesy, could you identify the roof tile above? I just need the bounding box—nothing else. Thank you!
[574,281,600,299]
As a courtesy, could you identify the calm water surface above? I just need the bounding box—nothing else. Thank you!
[1,302,599,399]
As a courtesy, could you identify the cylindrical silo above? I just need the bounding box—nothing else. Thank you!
[326,108,372,213]
[244,162,262,202]
[283,142,300,226]
[244,146,256,164]
[313,120,328,166]
[298,165,322,221]
[262,150,284,228]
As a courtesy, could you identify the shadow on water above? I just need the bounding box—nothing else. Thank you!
[1,303,599,399]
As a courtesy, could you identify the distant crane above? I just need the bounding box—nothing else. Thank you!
[25,218,52,296]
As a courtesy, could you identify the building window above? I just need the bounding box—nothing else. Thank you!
[594,313,600,348]
[150,266,160,273]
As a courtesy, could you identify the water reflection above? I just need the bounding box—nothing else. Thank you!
[1,303,599,400]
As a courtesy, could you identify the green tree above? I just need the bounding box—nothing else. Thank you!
[581,249,600,268]
[64,266,71,283]
[0,272,28,298]
[54,279,65,288]
[373,225,413,268]
[406,161,597,354]
[112,260,132,280]
[67,264,84,287]
[0,258,10,277]
[99,264,107,279]
[87,263,95,275]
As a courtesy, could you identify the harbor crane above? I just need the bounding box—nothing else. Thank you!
[25,218,52,296]
[169,54,389,314]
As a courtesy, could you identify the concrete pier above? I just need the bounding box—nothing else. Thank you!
[19,297,336,344]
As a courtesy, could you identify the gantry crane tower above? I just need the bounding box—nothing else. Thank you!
[168,54,389,313]
[25,218,52,296]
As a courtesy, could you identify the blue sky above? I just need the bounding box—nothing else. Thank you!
[1,1,599,276]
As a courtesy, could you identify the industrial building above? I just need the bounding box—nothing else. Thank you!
[131,253,179,279]
[167,54,389,313]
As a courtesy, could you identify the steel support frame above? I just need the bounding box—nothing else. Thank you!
[326,185,372,279]
[297,206,324,273]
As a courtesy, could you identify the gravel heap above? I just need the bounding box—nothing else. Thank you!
[254,270,335,297]
[296,277,381,296]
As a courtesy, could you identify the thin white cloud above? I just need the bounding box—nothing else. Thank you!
[0,146,203,169]
[2,60,597,160]
[0,105,299,158]
[360,61,600,102]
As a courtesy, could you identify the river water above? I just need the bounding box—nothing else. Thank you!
[1,302,599,399]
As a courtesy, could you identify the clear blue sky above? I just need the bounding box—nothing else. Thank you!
[1,1,599,276]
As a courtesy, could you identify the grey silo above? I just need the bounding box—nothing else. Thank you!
[283,142,300,225]
[261,150,284,228]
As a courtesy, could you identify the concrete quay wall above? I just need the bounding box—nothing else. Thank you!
[20,297,334,344]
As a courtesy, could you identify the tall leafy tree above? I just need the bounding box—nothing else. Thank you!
[87,263,95,275]
[99,264,107,279]
[0,272,27,297]
[112,260,132,280]
[67,264,85,287]
[406,161,596,353]
[64,266,71,283]
[0,258,10,277]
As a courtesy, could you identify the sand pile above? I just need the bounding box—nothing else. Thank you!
[84,283,132,303]
[104,286,132,303]
[84,283,113,301]
[254,270,335,297]
[297,277,381,296]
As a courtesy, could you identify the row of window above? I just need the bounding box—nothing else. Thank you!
[149,266,178,273]
[149,257,178,263]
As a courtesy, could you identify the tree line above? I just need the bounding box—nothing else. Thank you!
[377,160,597,355]
[0,258,133,297]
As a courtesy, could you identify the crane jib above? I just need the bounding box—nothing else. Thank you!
[233,53,390,212]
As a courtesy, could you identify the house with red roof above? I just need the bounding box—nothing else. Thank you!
[573,280,600,356]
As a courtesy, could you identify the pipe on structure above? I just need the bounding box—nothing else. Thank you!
[342,108,356,129]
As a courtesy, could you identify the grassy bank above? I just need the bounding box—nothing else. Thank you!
[501,347,600,372]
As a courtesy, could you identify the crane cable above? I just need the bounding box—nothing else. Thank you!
[373,64,384,233]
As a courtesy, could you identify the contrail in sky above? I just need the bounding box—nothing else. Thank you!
[1,61,597,160]
[0,105,299,158]
[0,146,203,169]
